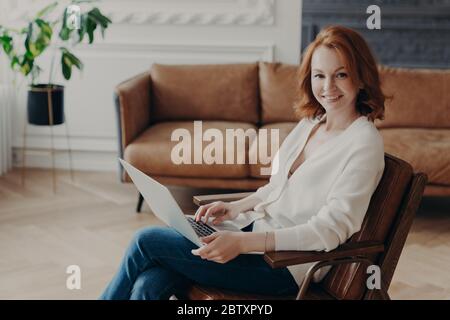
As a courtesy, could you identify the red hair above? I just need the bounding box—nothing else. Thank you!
[294,25,386,121]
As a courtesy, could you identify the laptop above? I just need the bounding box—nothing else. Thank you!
[119,158,249,249]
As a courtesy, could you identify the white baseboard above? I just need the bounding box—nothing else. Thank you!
[12,147,118,172]
[12,133,119,172]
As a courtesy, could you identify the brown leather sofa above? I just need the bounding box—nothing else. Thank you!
[115,62,450,196]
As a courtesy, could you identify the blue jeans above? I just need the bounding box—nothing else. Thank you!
[99,225,298,300]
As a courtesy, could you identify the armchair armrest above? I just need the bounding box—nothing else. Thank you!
[115,71,152,159]
[263,241,384,268]
[193,192,255,206]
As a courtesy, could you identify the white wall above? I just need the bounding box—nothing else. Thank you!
[0,0,14,176]
[9,0,302,171]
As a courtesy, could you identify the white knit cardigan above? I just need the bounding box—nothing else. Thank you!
[248,114,385,286]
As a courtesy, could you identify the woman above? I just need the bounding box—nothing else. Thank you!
[100,25,386,300]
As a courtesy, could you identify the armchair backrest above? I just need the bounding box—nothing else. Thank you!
[320,153,427,299]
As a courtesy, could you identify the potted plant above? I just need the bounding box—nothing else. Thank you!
[0,0,111,125]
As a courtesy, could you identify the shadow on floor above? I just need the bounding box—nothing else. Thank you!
[416,196,450,217]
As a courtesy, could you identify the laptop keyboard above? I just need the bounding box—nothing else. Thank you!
[187,217,216,237]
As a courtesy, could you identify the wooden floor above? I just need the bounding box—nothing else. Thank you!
[0,168,449,300]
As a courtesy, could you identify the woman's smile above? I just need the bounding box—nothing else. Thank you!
[321,94,344,103]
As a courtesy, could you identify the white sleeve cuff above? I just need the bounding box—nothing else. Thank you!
[274,224,322,251]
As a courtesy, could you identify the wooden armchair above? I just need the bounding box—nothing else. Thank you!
[181,153,427,300]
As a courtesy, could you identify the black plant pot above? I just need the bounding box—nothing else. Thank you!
[27,84,65,126]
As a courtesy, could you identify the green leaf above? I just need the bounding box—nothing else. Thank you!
[28,43,39,56]
[59,8,71,40]
[0,35,13,54]
[22,19,53,59]
[85,7,111,42]
[86,17,97,44]
[24,22,33,53]
[21,64,31,75]
[88,7,112,28]
[62,57,71,80]
[20,56,34,76]
[60,47,83,80]
[77,14,87,42]
[35,19,52,53]
[60,48,82,67]
[36,19,52,38]
[10,56,20,69]
[59,26,71,40]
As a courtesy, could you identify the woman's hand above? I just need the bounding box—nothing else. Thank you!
[194,201,241,225]
[191,231,244,264]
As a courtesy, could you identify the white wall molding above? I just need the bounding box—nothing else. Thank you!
[11,0,275,26]
[106,0,275,26]
[72,41,275,63]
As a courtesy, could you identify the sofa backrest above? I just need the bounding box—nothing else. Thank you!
[376,65,450,129]
[149,62,449,129]
[259,62,299,124]
[150,63,259,124]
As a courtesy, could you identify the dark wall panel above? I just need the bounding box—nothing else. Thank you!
[302,0,450,68]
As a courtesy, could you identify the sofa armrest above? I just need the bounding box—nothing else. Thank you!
[193,192,255,206]
[115,71,152,159]
[263,241,384,268]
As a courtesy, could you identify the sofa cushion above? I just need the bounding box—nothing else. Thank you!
[124,121,258,179]
[150,63,259,124]
[259,62,299,124]
[380,128,450,185]
[249,122,298,179]
[376,66,450,129]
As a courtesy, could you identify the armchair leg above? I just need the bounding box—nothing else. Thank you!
[136,193,144,213]
[366,287,391,300]
[297,256,374,300]
[379,289,391,300]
